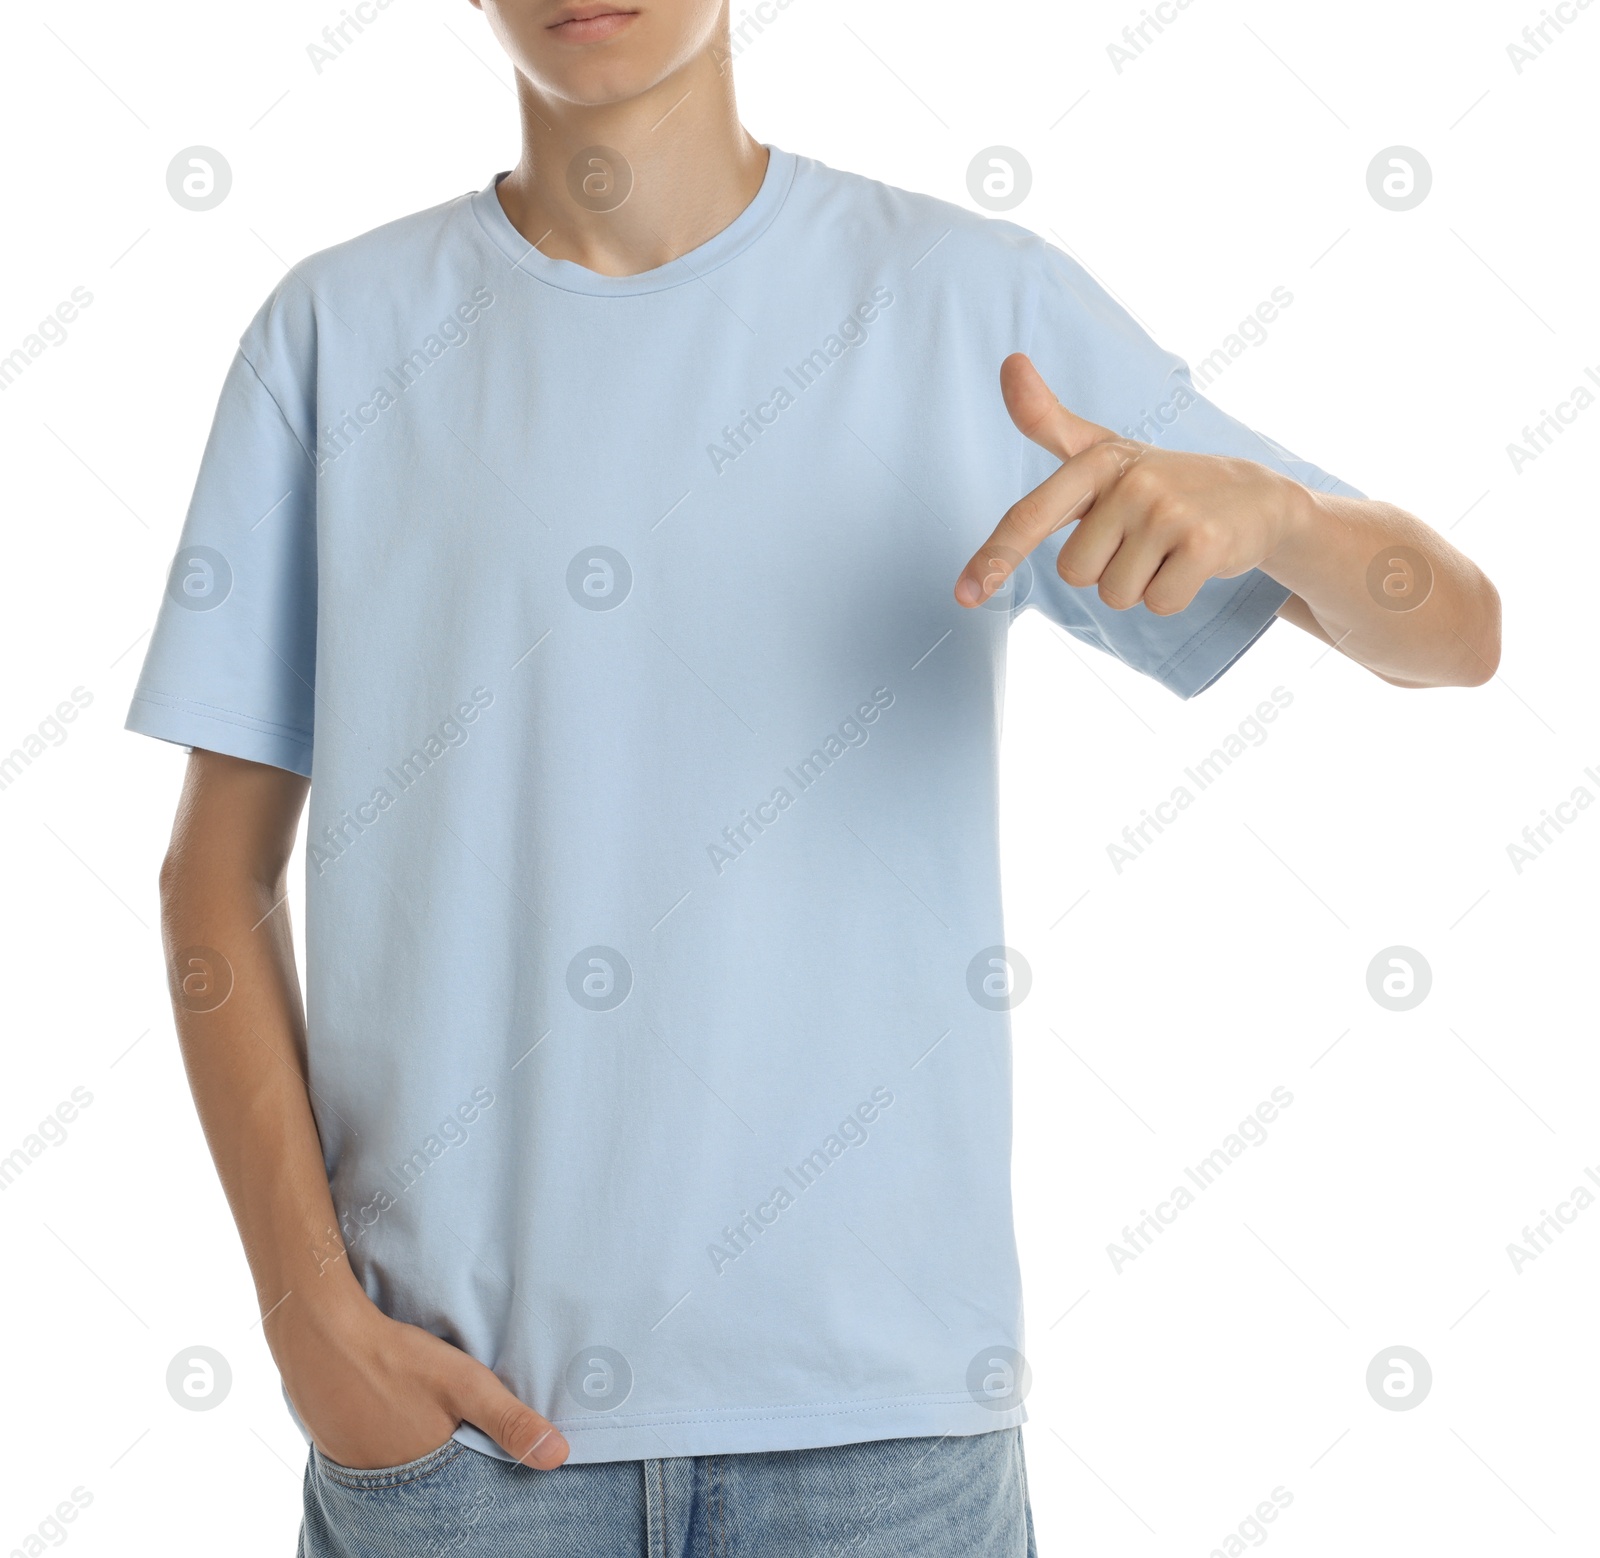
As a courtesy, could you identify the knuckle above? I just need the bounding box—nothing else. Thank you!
[497,1403,541,1451]
[1056,550,1094,589]
[1143,482,1184,521]
[1114,448,1155,488]
[1009,494,1047,535]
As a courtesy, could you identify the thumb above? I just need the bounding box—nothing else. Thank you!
[1000,352,1113,461]
[449,1356,570,1470]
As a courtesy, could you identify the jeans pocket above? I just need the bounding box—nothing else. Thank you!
[314,1436,466,1491]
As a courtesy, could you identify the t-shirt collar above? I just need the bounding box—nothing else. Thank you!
[469,143,796,296]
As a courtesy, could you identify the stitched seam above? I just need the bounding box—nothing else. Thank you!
[237,347,320,473]
[655,1458,666,1558]
[468,156,797,298]
[551,1388,1012,1436]
[318,1439,465,1490]
[129,691,313,746]
[720,1454,728,1558]
[1151,572,1287,690]
[711,1454,722,1558]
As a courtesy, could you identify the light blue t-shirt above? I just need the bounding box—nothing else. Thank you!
[127,145,1360,1463]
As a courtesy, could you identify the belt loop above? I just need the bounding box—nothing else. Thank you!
[643,1457,667,1558]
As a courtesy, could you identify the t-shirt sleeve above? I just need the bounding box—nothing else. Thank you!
[124,319,318,777]
[1011,238,1366,700]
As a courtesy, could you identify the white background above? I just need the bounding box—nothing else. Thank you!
[2,0,1596,1553]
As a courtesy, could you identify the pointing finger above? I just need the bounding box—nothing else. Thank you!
[956,436,1142,607]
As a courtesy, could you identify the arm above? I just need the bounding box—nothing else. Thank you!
[956,354,1501,690]
[160,748,568,1470]
[1266,492,1499,688]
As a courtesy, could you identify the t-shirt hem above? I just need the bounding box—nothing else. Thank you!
[453,1396,1028,1465]
[126,692,313,777]
[1154,571,1292,700]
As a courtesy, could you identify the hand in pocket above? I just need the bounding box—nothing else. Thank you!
[272,1294,568,1472]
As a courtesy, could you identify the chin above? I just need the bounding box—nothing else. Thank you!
[507,12,689,107]
[536,57,667,107]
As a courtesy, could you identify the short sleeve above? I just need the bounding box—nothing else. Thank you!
[1012,239,1366,700]
[125,337,318,776]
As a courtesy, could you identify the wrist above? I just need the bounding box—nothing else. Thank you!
[260,1266,376,1360]
[1260,474,1322,582]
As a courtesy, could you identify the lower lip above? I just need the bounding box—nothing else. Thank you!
[548,11,637,42]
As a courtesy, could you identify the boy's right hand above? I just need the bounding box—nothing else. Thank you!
[269,1292,570,1472]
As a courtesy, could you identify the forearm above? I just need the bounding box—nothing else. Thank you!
[159,756,364,1339]
[1262,487,1502,689]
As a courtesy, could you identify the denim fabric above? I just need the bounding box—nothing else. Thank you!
[298,1428,1035,1557]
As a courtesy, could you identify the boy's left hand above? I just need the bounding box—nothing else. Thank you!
[954,352,1309,616]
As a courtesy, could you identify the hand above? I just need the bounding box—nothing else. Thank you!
[269,1290,569,1471]
[955,354,1310,615]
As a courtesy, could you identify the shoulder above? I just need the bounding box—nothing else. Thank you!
[237,187,480,377]
[782,149,1048,279]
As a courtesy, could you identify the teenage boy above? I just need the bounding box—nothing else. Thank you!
[129,2,1500,1553]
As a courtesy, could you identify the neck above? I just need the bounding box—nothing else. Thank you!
[495,53,767,277]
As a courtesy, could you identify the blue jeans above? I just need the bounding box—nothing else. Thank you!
[298,1429,1036,1557]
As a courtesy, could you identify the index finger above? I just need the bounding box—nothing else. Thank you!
[955,435,1143,608]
